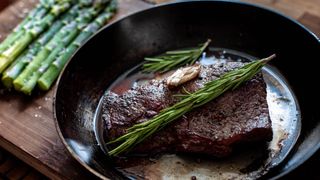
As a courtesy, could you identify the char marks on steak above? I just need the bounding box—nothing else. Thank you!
[102,62,272,157]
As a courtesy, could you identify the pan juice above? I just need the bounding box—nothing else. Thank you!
[94,47,301,179]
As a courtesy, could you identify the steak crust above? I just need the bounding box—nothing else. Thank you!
[102,62,272,157]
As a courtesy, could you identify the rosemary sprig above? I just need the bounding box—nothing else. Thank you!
[107,54,276,156]
[143,39,211,73]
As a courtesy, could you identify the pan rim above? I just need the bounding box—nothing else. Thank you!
[53,0,320,179]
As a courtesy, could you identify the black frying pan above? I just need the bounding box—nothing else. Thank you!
[54,1,320,179]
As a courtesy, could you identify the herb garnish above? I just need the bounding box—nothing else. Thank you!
[143,39,211,73]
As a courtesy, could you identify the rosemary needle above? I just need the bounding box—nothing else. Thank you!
[108,54,276,156]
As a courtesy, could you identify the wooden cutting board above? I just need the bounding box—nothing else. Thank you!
[0,0,319,179]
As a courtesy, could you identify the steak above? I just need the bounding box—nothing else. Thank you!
[102,62,273,157]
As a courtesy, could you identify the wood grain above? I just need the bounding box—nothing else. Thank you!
[0,0,318,179]
[0,148,47,179]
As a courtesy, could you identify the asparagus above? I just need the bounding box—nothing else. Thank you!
[0,0,60,53]
[0,4,49,53]
[38,0,117,91]
[1,5,80,88]
[0,0,68,54]
[80,0,110,6]
[15,4,107,94]
[39,0,56,8]
[13,21,78,92]
[0,0,72,73]
[79,0,94,6]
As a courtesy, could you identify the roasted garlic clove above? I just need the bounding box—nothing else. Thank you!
[166,65,201,87]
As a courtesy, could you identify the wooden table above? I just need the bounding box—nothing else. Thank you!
[0,0,319,179]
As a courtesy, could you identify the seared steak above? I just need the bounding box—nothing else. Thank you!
[102,62,272,157]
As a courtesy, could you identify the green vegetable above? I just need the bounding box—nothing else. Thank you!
[107,54,276,156]
[0,0,62,49]
[0,0,72,73]
[0,4,49,53]
[15,1,115,94]
[38,0,117,91]
[1,5,80,88]
[12,5,96,92]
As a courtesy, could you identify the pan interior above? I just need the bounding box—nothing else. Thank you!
[93,48,301,179]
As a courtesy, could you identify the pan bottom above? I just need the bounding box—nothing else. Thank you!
[93,48,301,179]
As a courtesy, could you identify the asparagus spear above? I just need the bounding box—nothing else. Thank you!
[13,21,78,92]
[38,0,117,91]
[0,0,72,73]
[0,0,60,53]
[39,0,56,8]
[0,4,49,54]
[1,5,80,88]
[0,0,98,54]
[79,0,94,6]
[15,5,107,94]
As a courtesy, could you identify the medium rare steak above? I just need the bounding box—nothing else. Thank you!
[102,62,272,157]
